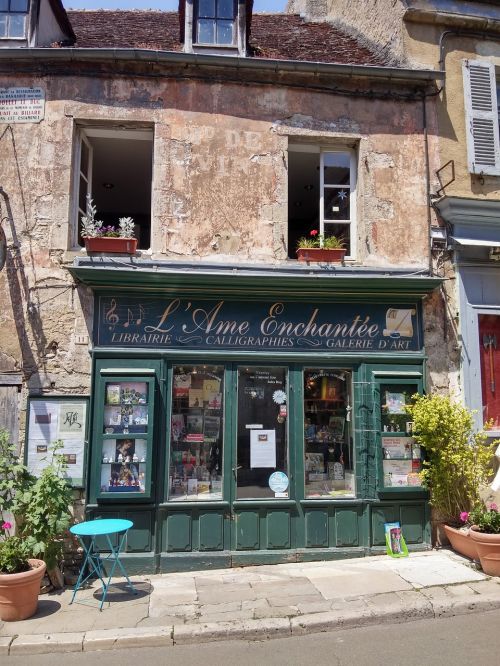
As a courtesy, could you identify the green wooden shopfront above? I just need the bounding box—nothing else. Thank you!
[70,260,441,573]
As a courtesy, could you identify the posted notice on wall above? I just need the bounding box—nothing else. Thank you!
[0,88,45,123]
[250,429,276,468]
[26,397,88,486]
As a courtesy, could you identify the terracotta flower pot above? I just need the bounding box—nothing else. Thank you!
[469,527,500,576]
[443,524,478,560]
[296,248,347,263]
[0,559,46,621]
[84,237,138,254]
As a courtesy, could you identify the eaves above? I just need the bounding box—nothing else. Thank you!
[0,48,444,87]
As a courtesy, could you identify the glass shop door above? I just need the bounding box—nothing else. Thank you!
[234,366,290,500]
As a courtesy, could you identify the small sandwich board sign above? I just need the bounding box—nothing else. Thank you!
[385,522,409,558]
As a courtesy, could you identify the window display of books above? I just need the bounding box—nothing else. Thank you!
[99,438,147,493]
[103,382,149,434]
[169,365,224,501]
[381,436,422,487]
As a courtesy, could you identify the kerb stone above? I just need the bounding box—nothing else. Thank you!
[9,632,84,655]
[173,617,291,644]
[83,626,173,651]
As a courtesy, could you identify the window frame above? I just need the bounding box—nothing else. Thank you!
[71,125,154,251]
[0,0,29,40]
[319,149,357,259]
[194,0,237,47]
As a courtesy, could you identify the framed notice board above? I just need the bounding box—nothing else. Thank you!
[25,396,89,487]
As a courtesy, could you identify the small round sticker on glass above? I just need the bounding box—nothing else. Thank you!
[268,471,289,494]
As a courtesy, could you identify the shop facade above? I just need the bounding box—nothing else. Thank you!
[71,261,439,573]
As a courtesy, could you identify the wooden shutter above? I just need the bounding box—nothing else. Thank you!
[463,59,500,175]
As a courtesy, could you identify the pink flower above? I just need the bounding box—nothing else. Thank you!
[490,503,498,512]
[310,230,318,236]
[1,521,12,531]
[459,512,469,523]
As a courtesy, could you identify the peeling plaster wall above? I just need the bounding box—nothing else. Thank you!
[0,70,439,446]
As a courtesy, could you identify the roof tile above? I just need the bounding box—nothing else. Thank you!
[66,10,389,66]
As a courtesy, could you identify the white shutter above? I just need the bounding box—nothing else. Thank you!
[463,59,500,176]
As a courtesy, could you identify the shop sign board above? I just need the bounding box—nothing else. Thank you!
[0,87,45,123]
[96,296,422,352]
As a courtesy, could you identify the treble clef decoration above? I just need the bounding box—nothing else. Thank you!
[105,298,119,330]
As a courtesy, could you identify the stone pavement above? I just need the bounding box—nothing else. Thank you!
[2,550,500,656]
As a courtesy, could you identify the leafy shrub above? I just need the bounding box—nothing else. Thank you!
[406,394,495,524]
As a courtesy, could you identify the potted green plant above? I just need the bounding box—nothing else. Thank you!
[406,394,495,559]
[467,503,500,575]
[81,196,137,254]
[0,522,46,622]
[0,431,45,621]
[296,230,347,263]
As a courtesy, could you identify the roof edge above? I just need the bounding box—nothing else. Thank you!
[0,48,444,83]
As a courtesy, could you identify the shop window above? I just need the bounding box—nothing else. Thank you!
[288,144,356,259]
[195,0,236,45]
[303,369,355,498]
[479,314,500,430]
[99,380,152,496]
[379,383,422,489]
[168,365,224,501]
[0,0,28,39]
[73,126,153,250]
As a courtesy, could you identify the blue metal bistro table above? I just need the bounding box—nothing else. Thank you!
[69,518,137,610]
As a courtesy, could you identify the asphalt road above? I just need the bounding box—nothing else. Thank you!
[6,609,500,665]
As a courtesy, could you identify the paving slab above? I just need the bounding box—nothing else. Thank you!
[381,552,486,587]
[308,569,414,599]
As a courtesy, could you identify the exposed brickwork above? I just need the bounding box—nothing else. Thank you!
[66,10,390,66]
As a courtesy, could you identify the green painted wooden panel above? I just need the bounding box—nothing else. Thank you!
[400,504,425,544]
[235,511,260,550]
[167,513,192,552]
[266,510,291,550]
[199,512,224,551]
[125,511,152,552]
[305,510,329,548]
[335,507,360,547]
[371,505,397,546]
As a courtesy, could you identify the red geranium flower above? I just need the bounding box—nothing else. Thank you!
[310,230,318,236]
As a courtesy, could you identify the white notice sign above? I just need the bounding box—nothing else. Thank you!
[250,429,276,468]
[0,87,45,123]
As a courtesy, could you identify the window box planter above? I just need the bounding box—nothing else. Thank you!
[84,237,138,254]
[296,248,346,263]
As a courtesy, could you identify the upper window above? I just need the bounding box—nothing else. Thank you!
[288,144,357,259]
[195,0,236,46]
[73,126,153,250]
[462,59,500,176]
[0,0,28,39]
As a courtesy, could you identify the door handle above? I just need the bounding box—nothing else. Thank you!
[232,466,242,481]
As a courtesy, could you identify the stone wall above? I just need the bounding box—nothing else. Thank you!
[0,67,442,445]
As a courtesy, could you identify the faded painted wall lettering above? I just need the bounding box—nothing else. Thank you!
[0,87,45,123]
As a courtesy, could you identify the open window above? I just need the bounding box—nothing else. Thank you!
[288,144,357,259]
[73,126,153,250]
[194,0,236,46]
[0,0,29,39]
